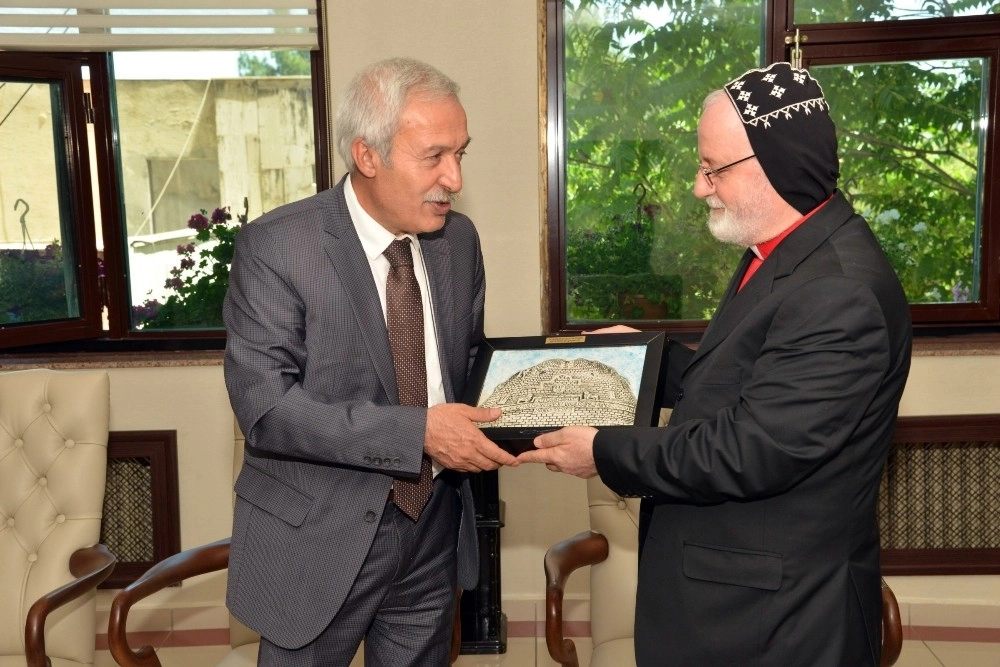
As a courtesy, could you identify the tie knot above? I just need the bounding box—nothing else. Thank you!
[384,238,413,268]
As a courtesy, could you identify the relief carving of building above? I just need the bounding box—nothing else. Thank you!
[481,358,636,428]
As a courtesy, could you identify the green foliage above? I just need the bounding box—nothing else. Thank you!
[567,184,683,319]
[133,202,247,330]
[238,50,310,76]
[0,242,70,324]
[820,61,982,303]
[564,0,992,321]
[564,0,760,322]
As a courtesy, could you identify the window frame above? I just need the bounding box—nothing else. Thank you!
[0,47,329,352]
[545,0,1000,336]
[0,53,104,348]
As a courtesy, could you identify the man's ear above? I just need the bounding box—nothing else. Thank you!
[352,138,378,178]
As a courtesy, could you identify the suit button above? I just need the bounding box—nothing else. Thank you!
[676,389,684,402]
[364,510,377,523]
[364,456,372,464]
[393,458,401,466]
[373,457,382,466]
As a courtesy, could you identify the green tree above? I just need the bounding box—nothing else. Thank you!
[238,50,310,76]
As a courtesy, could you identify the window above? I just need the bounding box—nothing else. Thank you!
[546,0,1000,334]
[0,2,328,350]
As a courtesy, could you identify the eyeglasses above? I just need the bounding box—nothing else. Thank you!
[698,154,756,187]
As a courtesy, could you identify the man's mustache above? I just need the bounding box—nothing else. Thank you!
[425,189,461,204]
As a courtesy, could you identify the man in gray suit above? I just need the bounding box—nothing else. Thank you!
[223,57,518,666]
[521,63,912,666]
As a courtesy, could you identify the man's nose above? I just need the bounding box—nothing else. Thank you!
[439,155,462,192]
[693,170,713,199]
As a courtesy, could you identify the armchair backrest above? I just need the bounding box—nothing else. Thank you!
[0,369,110,664]
[586,476,639,651]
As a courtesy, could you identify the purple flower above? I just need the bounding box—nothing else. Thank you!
[180,257,195,270]
[211,207,231,224]
[132,299,161,322]
[164,277,184,290]
[187,213,210,232]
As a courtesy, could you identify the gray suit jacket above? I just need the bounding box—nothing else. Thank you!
[223,176,483,649]
[595,192,912,666]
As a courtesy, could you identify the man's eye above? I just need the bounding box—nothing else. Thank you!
[456,151,467,162]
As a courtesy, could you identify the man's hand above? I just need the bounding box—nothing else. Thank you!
[517,425,599,479]
[584,324,640,334]
[425,404,519,472]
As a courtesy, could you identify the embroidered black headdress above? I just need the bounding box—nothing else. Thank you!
[724,62,839,214]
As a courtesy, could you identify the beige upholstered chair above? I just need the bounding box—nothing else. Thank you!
[545,476,639,667]
[0,368,117,667]
[109,420,462,666]
[544,476,904,667]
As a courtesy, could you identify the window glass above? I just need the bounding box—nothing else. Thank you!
[816,59,986,304]
[114,50,316,330]
[795,0,999,25]
[0,78,81,325]
[563,0,763,323]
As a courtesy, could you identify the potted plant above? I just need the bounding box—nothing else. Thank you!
[133,200,248,329]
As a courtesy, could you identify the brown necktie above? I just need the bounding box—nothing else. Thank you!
[384,238,433,520]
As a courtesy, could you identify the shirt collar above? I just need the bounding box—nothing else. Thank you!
[344,174,418,259]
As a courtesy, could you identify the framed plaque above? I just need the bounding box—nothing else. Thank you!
[463,331,665,453]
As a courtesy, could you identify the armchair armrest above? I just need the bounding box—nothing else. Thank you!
[880,578,902,667]
[544,531,609,667]
[108,537,231,667]
[25,544,117,667]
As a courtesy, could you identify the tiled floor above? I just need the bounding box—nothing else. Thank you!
[94,636,1000,666]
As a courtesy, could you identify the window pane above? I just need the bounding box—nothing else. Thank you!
[115,50,316,330]
[0,79,81,325]
[795,0,999,24]
[816,59,986,304]
[564,0,763,323]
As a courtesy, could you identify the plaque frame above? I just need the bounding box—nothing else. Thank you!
[463,331,665,453]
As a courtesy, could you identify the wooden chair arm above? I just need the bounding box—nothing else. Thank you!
[24,544,117,667]
[880,578,903,667]
[108,538,231,667]
[544,531,610,667]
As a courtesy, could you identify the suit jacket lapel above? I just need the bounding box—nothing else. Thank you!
[693,248,756,363]
[418,232,457,403]
[321,181,400,403]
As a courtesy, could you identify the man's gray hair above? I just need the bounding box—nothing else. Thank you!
[336,57,461,172]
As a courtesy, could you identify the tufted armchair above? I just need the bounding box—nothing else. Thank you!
[544,476,903,667]
[0,368,117,667]
[109,420,462,666]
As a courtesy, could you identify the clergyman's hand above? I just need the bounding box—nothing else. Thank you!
[425,403,518,472]
[517,425,599,479]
